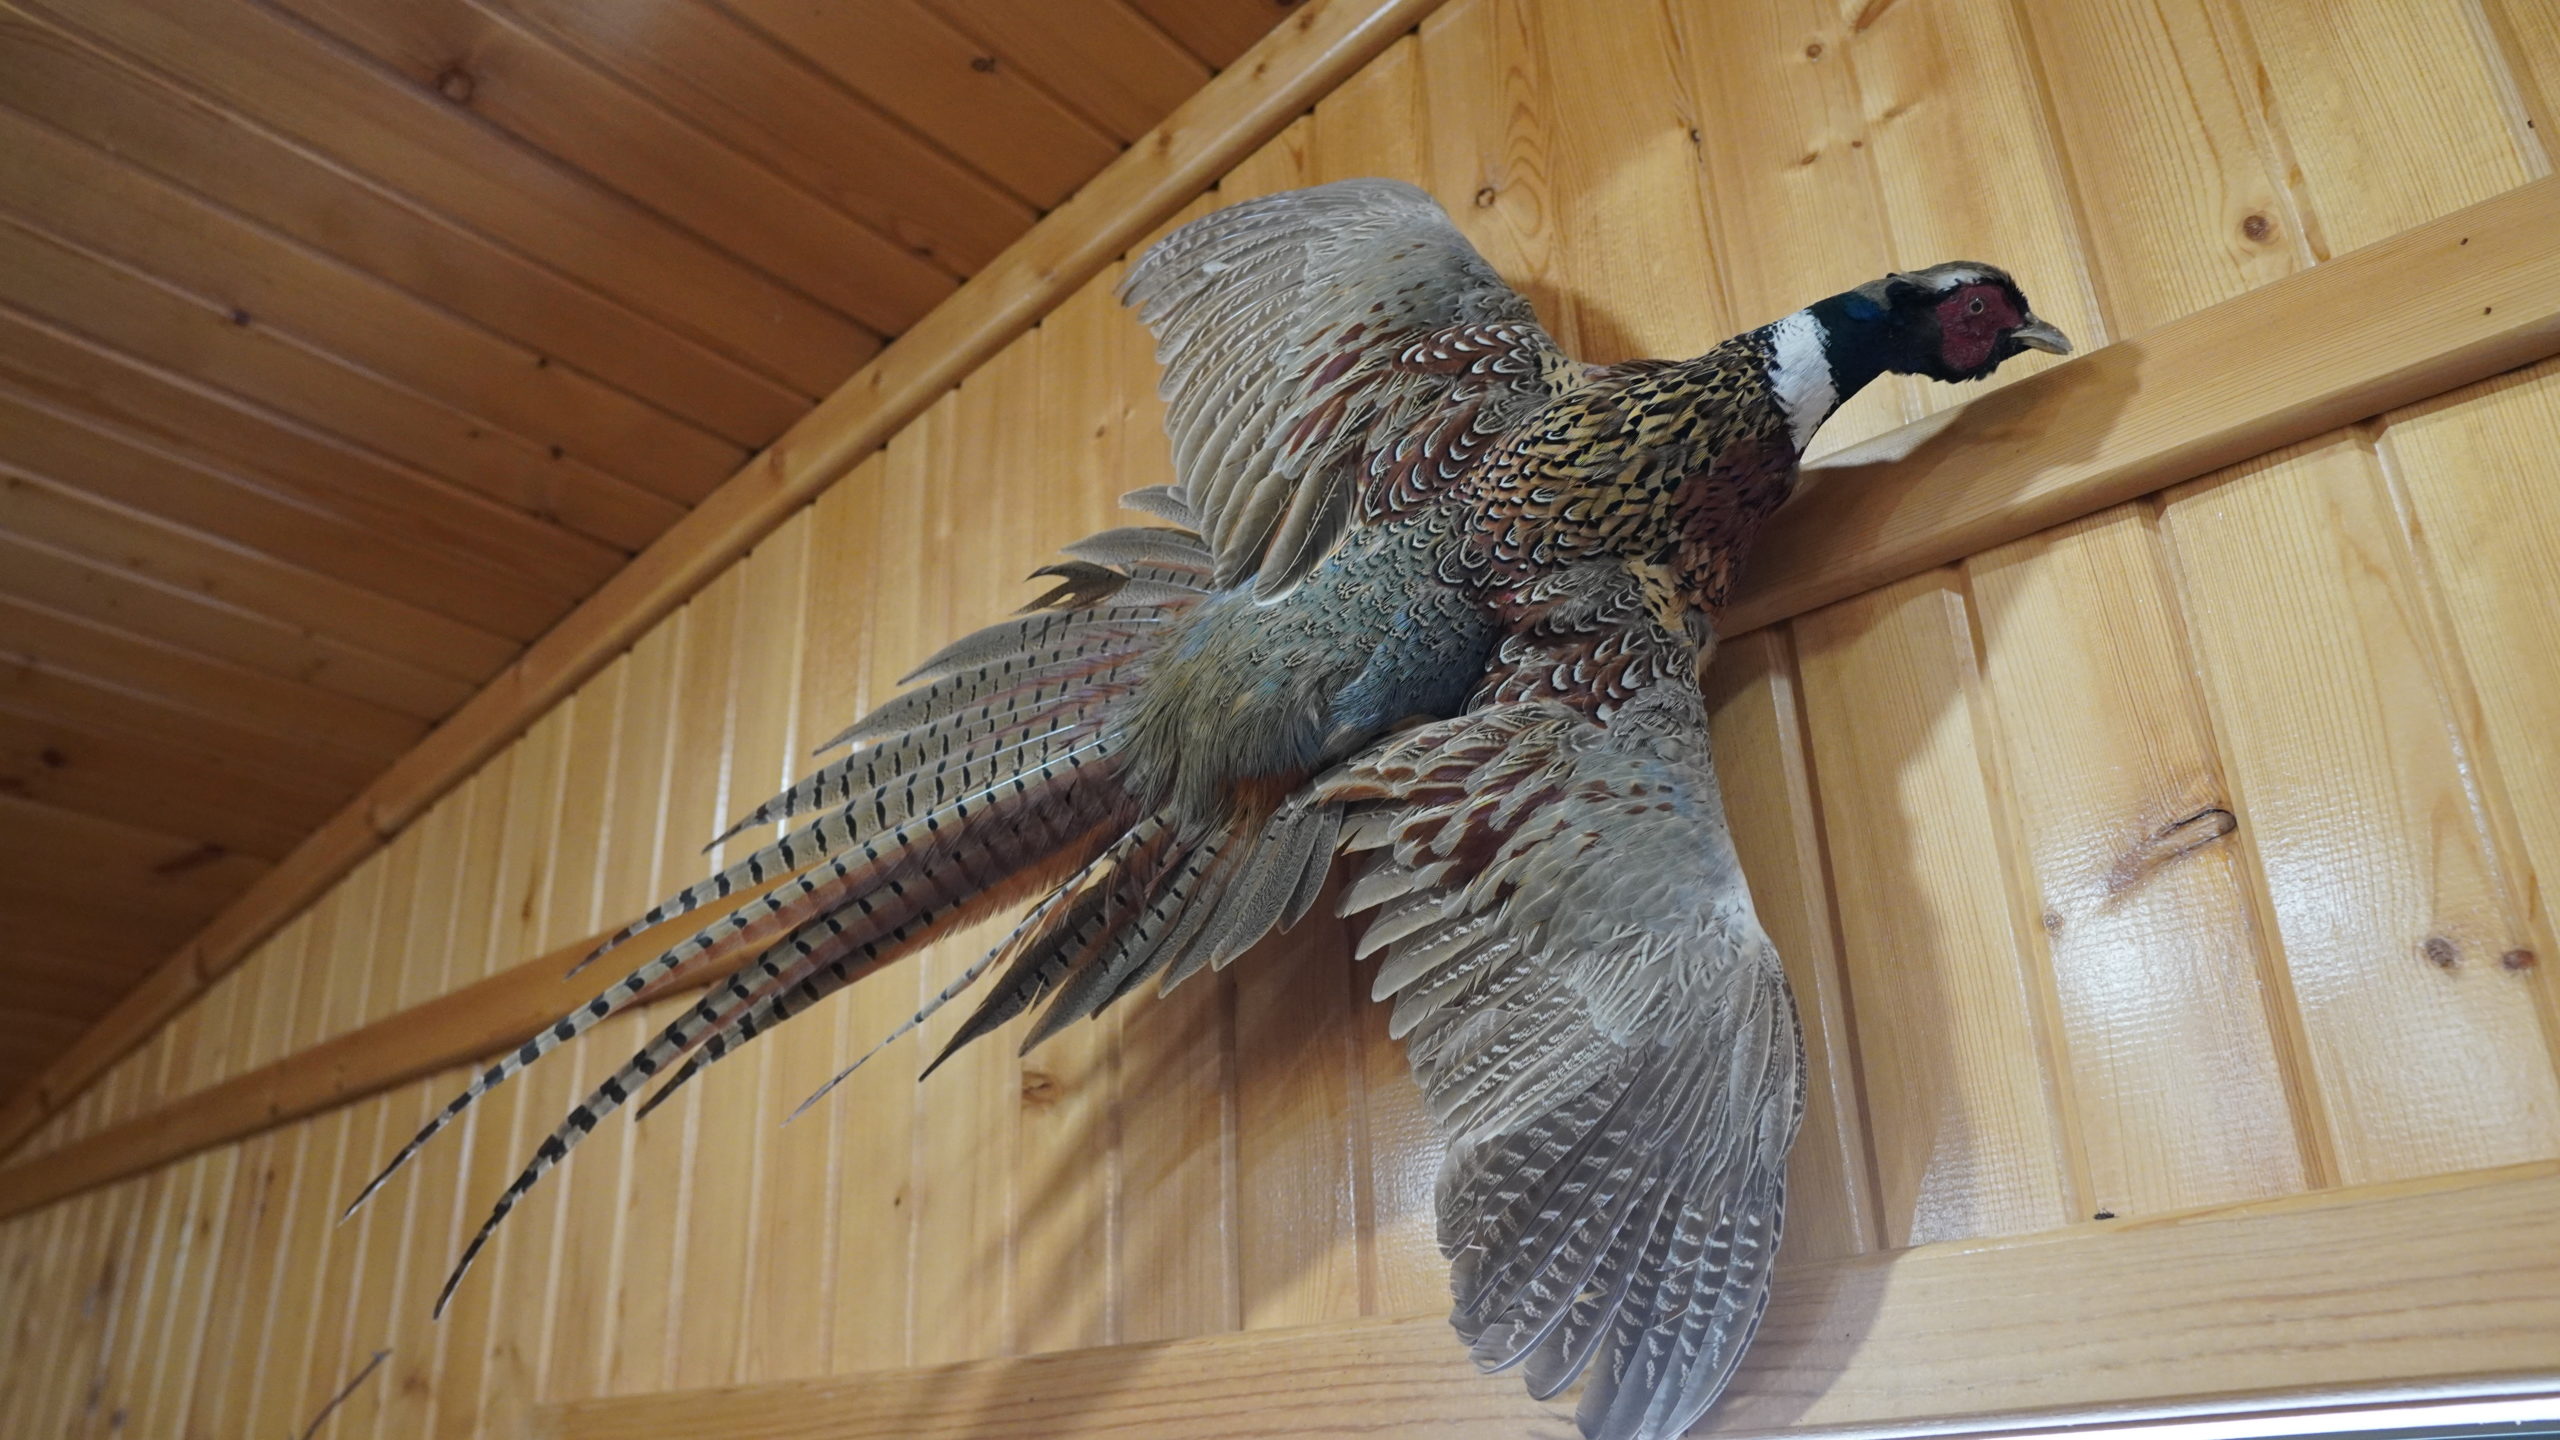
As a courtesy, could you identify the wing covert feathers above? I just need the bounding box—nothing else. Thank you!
[1319,679,1806,1440]
[1119,178,1574,596]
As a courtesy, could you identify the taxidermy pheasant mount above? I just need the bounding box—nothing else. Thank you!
[347,179,2068,1440]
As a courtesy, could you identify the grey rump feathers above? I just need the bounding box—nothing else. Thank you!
[344,176,2069,1440]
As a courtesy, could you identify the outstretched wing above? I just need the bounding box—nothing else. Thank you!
[1119,177,1577,596]
[1316,680,1803,1440]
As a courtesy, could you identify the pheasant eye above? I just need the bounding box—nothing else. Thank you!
[1965,295,1986,316]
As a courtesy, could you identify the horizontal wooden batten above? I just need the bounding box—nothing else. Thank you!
[1724,174,2560,634]
[0,905,737,1219]
[535,1163,2560,1439]
[0,0,1450,1161]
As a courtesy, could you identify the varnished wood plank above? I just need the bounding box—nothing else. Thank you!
[2483,0,2560,166]
[2020,0,2305,336]
[1794,572,2073,1245]
[1702,628,1877,1263]
[2377,356,2560,979]
[0,212,684,559]
[480,0,1029,276]
[14,0,877,396]
[0,702,332,862]
[1131,0,1289,69]
[0,594,423,762]
[539,1164,2560,1440]
[0,793,271,965]
[728,0,1120,209]
[1967,505,2315,1214]
[0,0,1444,1164]
[271,0,955,337]
[2230,0,2540,256]
[0,375,576,646]
[1671,0,1908,451]
[1725,174,2560,635]
[928,0,1211,144]
[0,531,469,722]
[0,3,803,447]
[2161,433,2560,1182]
[0,95,745,507]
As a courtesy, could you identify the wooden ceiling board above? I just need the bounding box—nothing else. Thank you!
[0,0,1293,1110]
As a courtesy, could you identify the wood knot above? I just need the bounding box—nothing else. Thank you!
[2102,806,2235,901]
[2241,213,2273,242]
[1020,1069,1062,1106]
[2422,935,2459,969]
[1804,41,1824,59]
[2503,948,2538,972]
[1473,185,1498,208]
[37,746,67,768]
[969,54,997,73]
[434,65,476,103]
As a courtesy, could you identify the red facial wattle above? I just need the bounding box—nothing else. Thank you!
[1934,282,2024,372]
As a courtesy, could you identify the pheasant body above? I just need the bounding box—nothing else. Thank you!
[348,179,2068,1440]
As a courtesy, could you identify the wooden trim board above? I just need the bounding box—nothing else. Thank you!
[1723,174,2560,634]
[0,0,1452,1160]
[533,1163,2560,1439]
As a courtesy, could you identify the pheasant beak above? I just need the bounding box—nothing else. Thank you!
[2012,317,2073,356]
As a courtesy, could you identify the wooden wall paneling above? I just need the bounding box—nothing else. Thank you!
[1418,0,1558,316]
[1701,629,1877,1264]
[732,519,843,1384]
[605,585,743,1399]
[1308,29,1445,1321]
[1835,0,2105,396]
[687,518,815,1387]
[186,927,298,1438]
[927,0,1211,146]
[2018,0,2307,337]
[478,0,1029,278]
[906,381,1025,1368]
[1006,306,1124,1357]
[0,662,374,816]
[0,0,1443,1157]
[0,531,468,726]
[1100,207,1248,1347]
[269,0,953,338]
[0,3,803,446]
[1966,505,2317,1215]
[725,0,1120,211]
[2229,0,2545,257]
[0,459,519,687]
[476,683,623,1433]
[1130,0,1287,70]
[0,703,326,865]
[0,594,423,763]
[793,460,918,1379]
[2484,0,2560,164]
[0,98,746,510]
[539,650,665,1408]
[11,0,874,396]
[0,377,576,647]
[1202,117,1363,1333]
[0,305,623,609]
[2376,357,2560,986]
[1793,571,2075,1246]
[1670,0,1908,453]
[2159,434,2560,1183]
[0,215,684,562]
[0,793,272,970]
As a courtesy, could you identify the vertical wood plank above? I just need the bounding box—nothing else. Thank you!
[2020,0,2306,335]
[2228,0,2542,255]
[2160,435,2560,1182]
[1702,627,1878,1263]
[1967,505,2317,1214]
[1794,571,2074,1246]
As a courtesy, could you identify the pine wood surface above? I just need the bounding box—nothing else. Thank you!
[0,0,1302,1101]
[8,3,2560,1436]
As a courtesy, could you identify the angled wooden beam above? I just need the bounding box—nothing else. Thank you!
[534,1163,2560,1439]
[0,0,1452,1161]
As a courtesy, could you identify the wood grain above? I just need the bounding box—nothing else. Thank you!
[539,1164,2560,1440]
